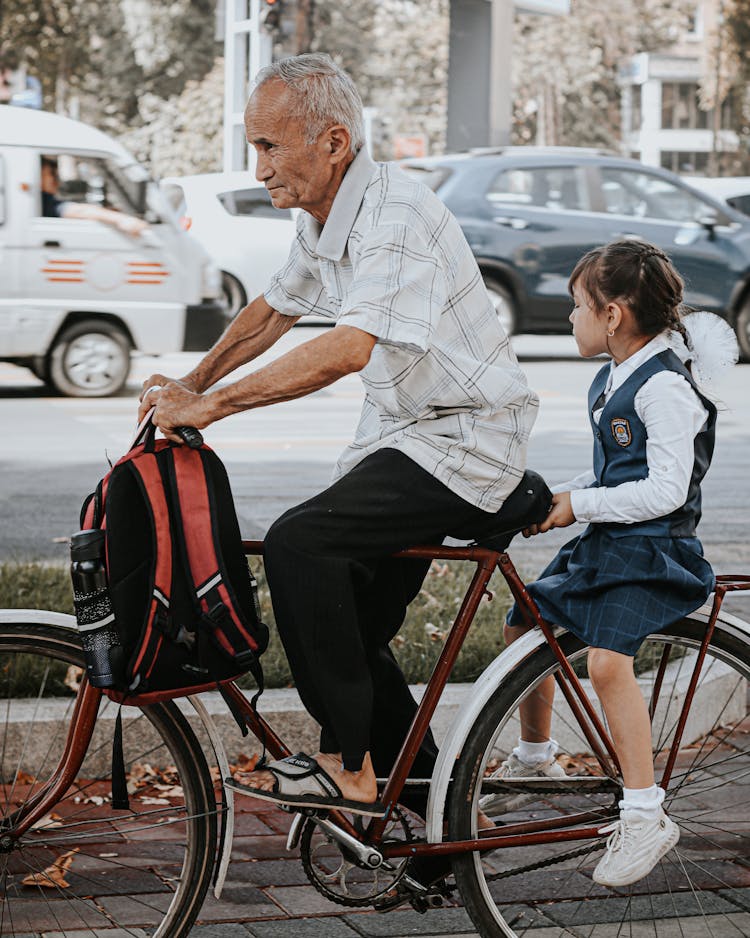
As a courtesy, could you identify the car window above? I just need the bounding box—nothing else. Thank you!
[727,194,750,217]
[487,166,590,211]
[599,168,713,223]
[218,187,291,219]
[398,164,452,192]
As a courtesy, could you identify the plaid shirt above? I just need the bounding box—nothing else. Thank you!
[264,149,538,511]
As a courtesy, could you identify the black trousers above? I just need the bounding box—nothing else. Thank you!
[263,448,517,785]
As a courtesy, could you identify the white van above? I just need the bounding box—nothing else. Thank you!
[0,106,227,396]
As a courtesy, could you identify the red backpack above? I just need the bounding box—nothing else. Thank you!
[79,421,268,705]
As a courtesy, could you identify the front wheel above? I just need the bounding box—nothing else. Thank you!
[448,618,750,937]
[48,320,131,396]
[0,620,217,938]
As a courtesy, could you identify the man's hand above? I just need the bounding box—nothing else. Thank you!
[139,381,215,443]
[522,491,576,537]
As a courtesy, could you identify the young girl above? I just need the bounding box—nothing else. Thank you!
[484,239,733,888]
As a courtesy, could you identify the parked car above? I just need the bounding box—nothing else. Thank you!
[1,106,226,396]
[160,172,296,320]
[683,176,750,218]
[400,148,750,359]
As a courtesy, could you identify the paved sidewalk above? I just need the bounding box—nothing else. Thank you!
[187,795,750,938]
[188,799,480,938]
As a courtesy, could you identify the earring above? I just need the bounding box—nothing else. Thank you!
[607,328,615,337]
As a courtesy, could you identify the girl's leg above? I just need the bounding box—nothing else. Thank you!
[586,647,654,788]
[505,622,556,744]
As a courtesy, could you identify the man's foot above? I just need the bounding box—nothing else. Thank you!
[592,809,680,887]
[228,751,382,816]
[479,751,567,815]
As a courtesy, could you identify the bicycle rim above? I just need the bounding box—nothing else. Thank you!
[0,622,217,938]
[449,617,750,937]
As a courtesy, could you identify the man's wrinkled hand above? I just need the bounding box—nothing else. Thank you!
[139,382,213,444]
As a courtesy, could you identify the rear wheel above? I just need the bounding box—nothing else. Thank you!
[0,620,217,937]
[734,300,750,362]
[482,277,518,337]
[221,272,248,321]
[448,618,750,936]
[48,320,131,397]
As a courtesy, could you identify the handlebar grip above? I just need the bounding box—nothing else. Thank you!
[176,426,204,449]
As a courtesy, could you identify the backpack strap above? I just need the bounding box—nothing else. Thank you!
[129,453,174,684]
[167,446,262,665]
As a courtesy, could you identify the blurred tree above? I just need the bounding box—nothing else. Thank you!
[512,0,691,148]
[723,0,750,170]
[0,0,219,135]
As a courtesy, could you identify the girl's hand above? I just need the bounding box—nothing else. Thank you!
[538,492,576,533]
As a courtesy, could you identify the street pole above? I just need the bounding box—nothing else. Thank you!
[489,0,514,146]
[710,0,725,177]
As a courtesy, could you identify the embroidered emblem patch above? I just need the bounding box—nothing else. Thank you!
[611,418,632,447]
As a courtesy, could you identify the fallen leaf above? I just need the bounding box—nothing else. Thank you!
[139,797,170,805]
[30,812,63,831]
[22,848,79,889]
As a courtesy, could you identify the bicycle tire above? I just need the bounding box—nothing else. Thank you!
[0,620,217,938]
[448,615,750,937]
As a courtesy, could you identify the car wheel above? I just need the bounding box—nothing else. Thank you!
[221,272,248,320]
[48,320,131,397]
[735,300,750,362]
[482,276,518,337]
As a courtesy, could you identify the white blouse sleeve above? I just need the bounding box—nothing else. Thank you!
[569,370,708,524]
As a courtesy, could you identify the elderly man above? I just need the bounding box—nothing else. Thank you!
[139,53,538,823]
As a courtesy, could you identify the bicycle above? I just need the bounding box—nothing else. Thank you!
[1,475,749,938]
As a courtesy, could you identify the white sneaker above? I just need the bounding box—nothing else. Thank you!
[592,809,680,887]
[479,751,567,815]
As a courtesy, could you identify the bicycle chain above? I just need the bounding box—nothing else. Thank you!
[483,841,600,882]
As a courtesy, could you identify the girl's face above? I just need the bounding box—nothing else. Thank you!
[569,281,609,358]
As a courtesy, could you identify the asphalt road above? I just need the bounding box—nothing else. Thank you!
[1,331,748,614]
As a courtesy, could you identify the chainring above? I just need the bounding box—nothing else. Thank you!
[299,807,414,907]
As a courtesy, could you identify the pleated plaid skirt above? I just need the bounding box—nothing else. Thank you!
[506,526,715,656]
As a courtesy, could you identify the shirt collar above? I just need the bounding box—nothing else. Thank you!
[605,332,671,396]
[310,148,377,261]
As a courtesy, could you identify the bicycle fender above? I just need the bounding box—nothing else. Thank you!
[424,603,750,844]
[0,609,78,630]
[186,694,234,900]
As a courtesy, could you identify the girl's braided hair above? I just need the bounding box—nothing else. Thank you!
[568,240,690,348]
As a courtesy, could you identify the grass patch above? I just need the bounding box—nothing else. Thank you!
[0,559,514,693]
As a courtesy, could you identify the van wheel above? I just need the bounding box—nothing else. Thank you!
[222,272,247,321]
[48,320,131,397]
[482,276,517,337]
[735,301,750,362]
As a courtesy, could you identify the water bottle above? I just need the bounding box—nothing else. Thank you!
[70,529,122,688]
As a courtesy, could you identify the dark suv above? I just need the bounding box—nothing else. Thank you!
[401,148,750,358]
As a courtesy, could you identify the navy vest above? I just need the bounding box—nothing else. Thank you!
[587,350,716,538]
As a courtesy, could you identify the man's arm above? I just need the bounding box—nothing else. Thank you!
[145,324,376,441]
[61,202,149,237]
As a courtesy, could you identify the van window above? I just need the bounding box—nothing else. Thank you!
[38,154,146,219]
[217,187,291,219]
[487,166,591,212]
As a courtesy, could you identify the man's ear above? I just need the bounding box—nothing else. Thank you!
[326,124,352,164]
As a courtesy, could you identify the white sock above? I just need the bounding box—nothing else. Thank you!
[514,737,557,766]
[619,784,664,820]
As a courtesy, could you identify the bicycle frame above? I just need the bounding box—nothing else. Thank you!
[6,536,748,865]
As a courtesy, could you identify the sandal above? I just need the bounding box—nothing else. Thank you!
[225,752,387,818]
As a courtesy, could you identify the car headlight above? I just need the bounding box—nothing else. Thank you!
[201,261,222,299]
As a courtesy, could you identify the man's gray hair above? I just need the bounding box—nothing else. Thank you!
[252,53,365,154]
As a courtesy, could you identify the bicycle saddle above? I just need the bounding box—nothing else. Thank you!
[449,469,553,553]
